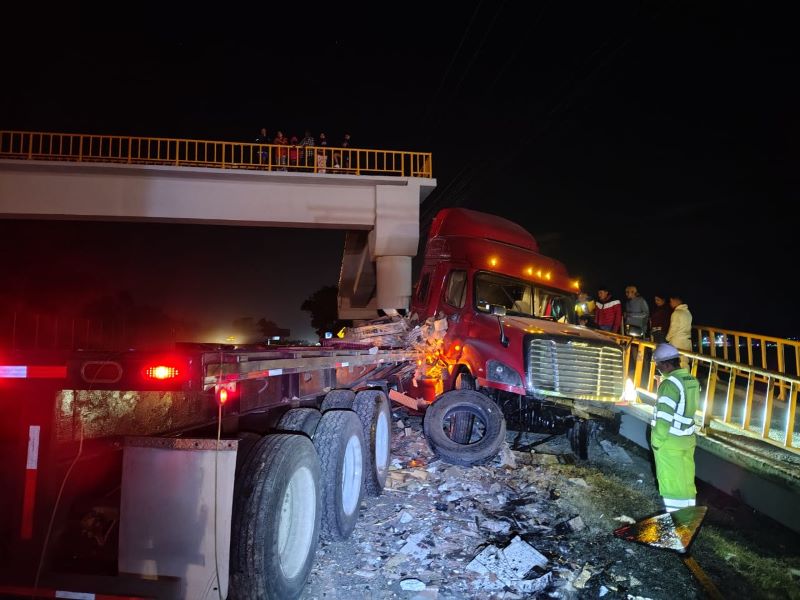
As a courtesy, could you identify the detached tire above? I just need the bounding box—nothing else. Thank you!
[277,408,322,438]
[229,434,321,600]
[313,410,365,541]
[320,389,355,411]
[353,390,392,496]
[423,389,506,466]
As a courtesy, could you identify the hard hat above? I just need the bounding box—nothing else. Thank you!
[653,343,680,362]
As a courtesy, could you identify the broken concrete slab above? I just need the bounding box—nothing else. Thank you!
[400,578,427,591]
[501,535,548,576]
[600,439,634,464]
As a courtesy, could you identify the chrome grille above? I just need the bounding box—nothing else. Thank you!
[527,338,624,402]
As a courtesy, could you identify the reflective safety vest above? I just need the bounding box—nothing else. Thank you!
[651,369,699,447]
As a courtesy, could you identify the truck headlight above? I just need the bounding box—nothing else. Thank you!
[486,360,523,387]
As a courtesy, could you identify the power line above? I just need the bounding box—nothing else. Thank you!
[417,0,485,131]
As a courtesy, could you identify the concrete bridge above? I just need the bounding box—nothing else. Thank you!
[0,149,436,319]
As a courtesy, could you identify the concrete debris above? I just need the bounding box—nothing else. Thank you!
[400,578,427,591]
[497,441,517,468]
[573,565,593,589]
[299,406,743,600]
[529,452,560,465]
[467,536,549,594]
[615,515,636,524]
[567,515,585,531]
[600,439,633,464]
[502,535,548,575]
[568,477,590,487]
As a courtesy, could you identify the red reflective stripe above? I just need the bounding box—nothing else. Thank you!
[20,469,37,539]
[27,365,67,379]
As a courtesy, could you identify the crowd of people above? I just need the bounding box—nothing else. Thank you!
[575,285,693,362]
[254,128,354,173]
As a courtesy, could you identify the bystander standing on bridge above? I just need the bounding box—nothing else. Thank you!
[667,293,693,368]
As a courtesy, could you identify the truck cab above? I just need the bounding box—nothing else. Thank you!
[412,208,624,452]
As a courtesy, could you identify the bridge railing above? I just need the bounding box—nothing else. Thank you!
[619,338,799,455]
[0,130,433,178]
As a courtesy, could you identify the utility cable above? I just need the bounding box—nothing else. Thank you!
[417,0,485,130]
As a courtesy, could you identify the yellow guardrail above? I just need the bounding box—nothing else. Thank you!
[619,337,799,455]
[0,131,433,178]
[693,325,800,378]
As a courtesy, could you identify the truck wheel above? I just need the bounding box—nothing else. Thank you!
[313,410,365,541]
[235,431,262,475]
[423,390,506,466]
[568,419,591,460]
[277,408,322,438]
[353,390,392,496]
[229,434,321,600]
[320,389,355,411]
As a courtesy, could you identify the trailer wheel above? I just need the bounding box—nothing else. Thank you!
[320,389,355,411]
[353,390,392,496]
[313,410,365,540]
[423,389,506,466]
[277,408,322,438]
[229,434,321,600]
[235,431,262,475]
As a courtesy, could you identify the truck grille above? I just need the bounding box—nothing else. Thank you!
[526,338,624,402]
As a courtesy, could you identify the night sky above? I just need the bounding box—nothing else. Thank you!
[1,2,797,341]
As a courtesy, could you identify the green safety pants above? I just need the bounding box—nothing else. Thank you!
[653,444,696,501]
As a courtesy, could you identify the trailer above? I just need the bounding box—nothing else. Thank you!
[0,344,417,599]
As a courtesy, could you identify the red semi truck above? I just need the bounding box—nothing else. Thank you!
[413,208,625,464]
[0,208,625,600]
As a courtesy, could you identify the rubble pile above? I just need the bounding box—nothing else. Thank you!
[301,409,710,600]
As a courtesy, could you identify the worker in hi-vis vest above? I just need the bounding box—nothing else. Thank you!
[650,343,700,512]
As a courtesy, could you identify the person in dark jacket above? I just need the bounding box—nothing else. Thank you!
[650,293,672,344]
[624,285,650,337]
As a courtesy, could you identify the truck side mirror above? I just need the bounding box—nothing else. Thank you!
[491,305,509,347]
[490,305,507,317]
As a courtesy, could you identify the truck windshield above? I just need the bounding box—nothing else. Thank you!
[474,272,575,322]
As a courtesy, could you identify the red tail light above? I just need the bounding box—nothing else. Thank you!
[143,364,181,381]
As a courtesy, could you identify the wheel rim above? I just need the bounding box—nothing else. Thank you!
[341,434,363,515]
[375,409,390,474]
[278,465,317,579]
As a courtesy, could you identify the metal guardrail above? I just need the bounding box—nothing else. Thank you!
[620,338,799,454]
[694,324,799,378]
[0,130,433,178]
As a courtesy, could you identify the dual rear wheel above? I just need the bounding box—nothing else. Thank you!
[229,389,391,599]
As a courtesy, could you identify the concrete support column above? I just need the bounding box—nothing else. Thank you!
[376,255,412,310]
[371,184,420,312]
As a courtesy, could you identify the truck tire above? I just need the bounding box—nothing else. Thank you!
[277,408,322,438]
[229,434,321,600]
[235,431,262,475]
[353,390,392,496]
[568,419,596,460]
[312,410,365,541]
[423,389,506,467]
[320,389,355,411]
